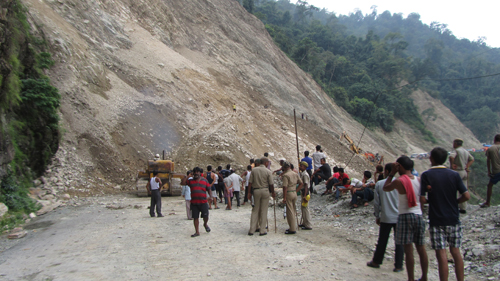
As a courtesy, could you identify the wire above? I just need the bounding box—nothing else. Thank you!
[343,71,500,168]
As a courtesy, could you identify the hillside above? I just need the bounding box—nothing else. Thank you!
[8,0,479,194]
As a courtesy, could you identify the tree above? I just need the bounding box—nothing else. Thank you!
[243,0,254,13]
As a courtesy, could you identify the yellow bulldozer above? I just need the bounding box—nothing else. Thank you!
[136,154,185,197]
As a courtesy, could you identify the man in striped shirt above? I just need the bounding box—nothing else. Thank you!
[187,167,213,237]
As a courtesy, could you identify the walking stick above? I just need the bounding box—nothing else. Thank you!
[274,198,277,233]
[296,203,300,230]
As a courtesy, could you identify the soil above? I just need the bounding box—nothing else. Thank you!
[0,194,411,281]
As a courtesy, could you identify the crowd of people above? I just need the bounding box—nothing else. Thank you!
[147,133,500,281]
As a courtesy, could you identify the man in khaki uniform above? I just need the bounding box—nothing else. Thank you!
[282,161,303,234]
[298,161,312,230]
[449,138,474,213]
[248,157,275,236]
[483,134,500,208]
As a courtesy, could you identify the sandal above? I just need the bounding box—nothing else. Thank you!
[364,202,369,207]
[285,230,296,235]
[205,225,211,233]
[366,261,380,268]
[480,203,490,208]
[393,268,403,272]
[191,233,200,237]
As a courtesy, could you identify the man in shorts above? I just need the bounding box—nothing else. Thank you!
[421,147,470,281]
[483,134,500,207]
[187,167,213,237]
[384,156,428,281]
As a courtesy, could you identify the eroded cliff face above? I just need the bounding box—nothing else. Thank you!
[19,0,479,190]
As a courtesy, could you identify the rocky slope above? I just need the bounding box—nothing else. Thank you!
[18,0,480,194]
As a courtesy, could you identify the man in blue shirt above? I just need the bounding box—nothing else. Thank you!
[421,147,470,281]
[301,151,313,193]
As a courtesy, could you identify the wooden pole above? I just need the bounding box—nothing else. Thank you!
[274,199,277,233]
[294,109,300,166]
[294,109,301,230]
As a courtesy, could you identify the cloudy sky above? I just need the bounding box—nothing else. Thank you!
[306,0,499,48]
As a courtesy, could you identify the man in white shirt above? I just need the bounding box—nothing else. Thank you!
[229,170,244,207]
[146,171,163,217]
[311,145,326,171]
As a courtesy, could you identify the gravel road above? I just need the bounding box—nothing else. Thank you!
[0,194,411,281]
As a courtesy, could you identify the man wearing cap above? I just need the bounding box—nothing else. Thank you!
[248,157,275,236]
[449,138,474,214]
[282,161,303,234]
[298,161,312,230]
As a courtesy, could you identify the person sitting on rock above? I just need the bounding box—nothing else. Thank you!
[350,171,375,208]
[312,158,331,188]
[332,168,351,200]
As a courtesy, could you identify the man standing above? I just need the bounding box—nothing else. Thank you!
[248,157,275,236]
[229,170,243,207]
[223,171,233,210]
[449,138,474,213]
[206,165,218,210]
[384,156,428,281]
[298,161,312,230]
[241,165,252,206]
[216,166,225,203]
[301,151,314,193]
[282,161,303,235]
[146,171,163,217]
[311,145,326,171]
[367,163,404,272]
[187,167,212,237]
[421,147,470,281]
[482,134,500,208]
[264,153,272,169]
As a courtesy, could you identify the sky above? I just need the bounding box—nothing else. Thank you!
[306,0,500,48]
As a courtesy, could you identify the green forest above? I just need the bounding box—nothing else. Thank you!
[239,0,500,143]
[0,0,60,228]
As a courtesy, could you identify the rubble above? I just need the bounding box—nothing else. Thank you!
[8,228,27,239]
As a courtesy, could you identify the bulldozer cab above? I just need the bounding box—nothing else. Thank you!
[136,157,185,197]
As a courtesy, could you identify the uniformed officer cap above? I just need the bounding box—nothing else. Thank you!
[300,161,308,168]
[282,161,290,168]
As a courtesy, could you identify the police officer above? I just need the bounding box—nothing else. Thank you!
[282,161,303,234]
[248,157,275,236]
[298,161,312,230]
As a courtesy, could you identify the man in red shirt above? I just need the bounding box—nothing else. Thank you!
[187,167,213,237]
[333,168,351,201]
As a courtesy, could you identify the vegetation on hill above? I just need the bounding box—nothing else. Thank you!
[0,0,60,225]
[239,0,500,143]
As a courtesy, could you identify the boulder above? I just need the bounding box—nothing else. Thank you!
[36,201,62,216]
[0,203,8,218]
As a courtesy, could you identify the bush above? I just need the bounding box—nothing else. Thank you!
[0,173,39,213]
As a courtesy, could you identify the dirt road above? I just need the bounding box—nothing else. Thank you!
[0,194,416,281]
